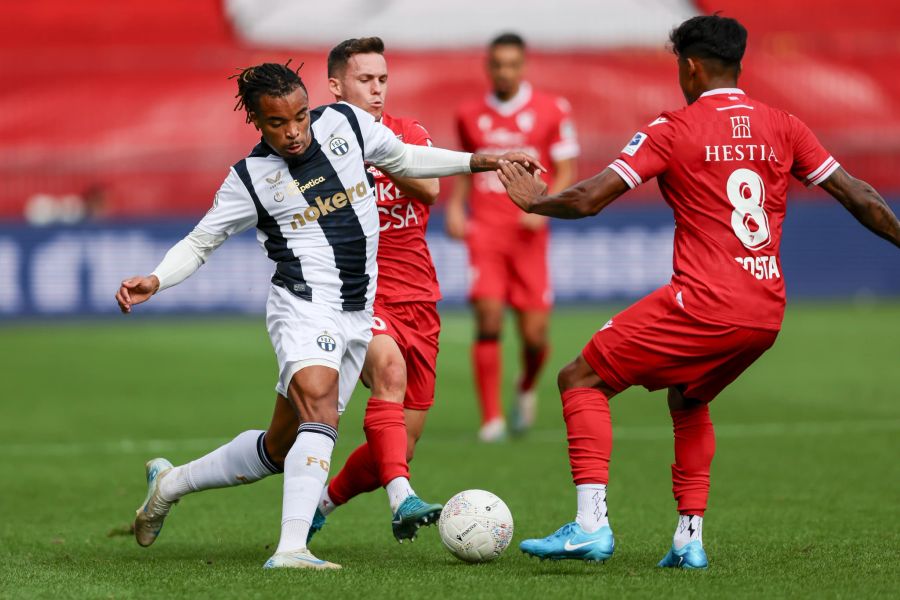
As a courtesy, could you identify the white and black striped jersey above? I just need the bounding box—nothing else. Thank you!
[197,102,402,311]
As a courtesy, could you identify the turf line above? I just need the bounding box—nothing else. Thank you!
[2,418,897,456]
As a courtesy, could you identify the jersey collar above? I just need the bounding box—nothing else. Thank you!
[486,81,533,116]
[699,88,746,98]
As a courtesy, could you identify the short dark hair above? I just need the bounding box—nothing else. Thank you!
[489,32,526,50]
[669,15,747,70]
[229,61,306,123]
[327,37,385,77]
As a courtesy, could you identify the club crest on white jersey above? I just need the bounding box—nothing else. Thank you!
[196,102,403,311]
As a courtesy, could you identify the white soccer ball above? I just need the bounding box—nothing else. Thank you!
[438,489,514,563]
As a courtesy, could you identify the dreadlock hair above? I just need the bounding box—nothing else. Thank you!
[229,60,307,123]
[327,37,385,78]
[669,15,747,73]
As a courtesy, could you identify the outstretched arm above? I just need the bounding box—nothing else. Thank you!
[374,143,545,179]
[820,167,900,248]
[498,162,629,219]
[115,228,227,313]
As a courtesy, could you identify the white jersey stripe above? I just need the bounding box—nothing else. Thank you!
[198,102,405,311]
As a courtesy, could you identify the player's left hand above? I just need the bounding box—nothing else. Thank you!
[498,152,547,175]
[497,160,548,212]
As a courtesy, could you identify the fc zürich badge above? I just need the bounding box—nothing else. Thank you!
[329,137,350,156]
[317,333,336,352]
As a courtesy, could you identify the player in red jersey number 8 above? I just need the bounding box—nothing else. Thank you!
[498,14,900,569]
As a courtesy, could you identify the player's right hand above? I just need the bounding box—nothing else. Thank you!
[116,275,160,314]
[445,204,467,240]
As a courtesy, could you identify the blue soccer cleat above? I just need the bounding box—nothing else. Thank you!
[391,495,442,542]
[657,540,708,569]
[519,522,614,562]
[305,508,327,544]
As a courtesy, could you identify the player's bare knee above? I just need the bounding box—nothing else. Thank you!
[557,361,580,392]
[371,358,407,401]
[475,304,504,338]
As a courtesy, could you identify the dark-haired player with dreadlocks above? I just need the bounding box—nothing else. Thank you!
[115,62,542,570]
[498,15,900,568]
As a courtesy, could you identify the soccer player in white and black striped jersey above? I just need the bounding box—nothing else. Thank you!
[115,62,543,570]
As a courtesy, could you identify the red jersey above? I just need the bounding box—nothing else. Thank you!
[457,82,579,228]
[609,88,838,331]
[368,112,441,303]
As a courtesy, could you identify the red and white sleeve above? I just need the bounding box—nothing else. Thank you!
[607,116,674,189]
[789,114,839,186]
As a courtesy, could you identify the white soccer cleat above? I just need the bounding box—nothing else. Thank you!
[511,387,537,435]
[263,549,342,570]
[478,417,507,443]
[134,458,176,547]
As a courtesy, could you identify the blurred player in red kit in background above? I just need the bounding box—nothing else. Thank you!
[446,33,579,441]
[498,15,900,569]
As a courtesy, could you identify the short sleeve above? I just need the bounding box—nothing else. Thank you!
[339,102,404,165]
[548,97,580,162]
[404,120,433,148]
[789,115,839,186]
[195,168,257,237]
[607,115,675,189]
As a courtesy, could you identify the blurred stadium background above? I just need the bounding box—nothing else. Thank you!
[2,3,899,597]
[2,0,898,318]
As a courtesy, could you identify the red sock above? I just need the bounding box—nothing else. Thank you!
[670,403,716,516]
[473,339,502,424]
[327,442,380,506]
[363,398,409,486]
[519,345,548,392]
[562,387,612,484]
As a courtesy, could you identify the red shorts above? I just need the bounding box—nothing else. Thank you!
[466,223,552,311]
[582,285,778,402]
[372,300,441,411]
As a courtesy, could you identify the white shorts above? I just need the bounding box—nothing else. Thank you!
[266,284,373,414]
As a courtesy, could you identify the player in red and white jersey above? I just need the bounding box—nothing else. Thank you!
[309,37,445,541]
[446,32,579,441]
[499,16,900,569]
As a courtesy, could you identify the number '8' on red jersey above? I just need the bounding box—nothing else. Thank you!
[608,88,839,330]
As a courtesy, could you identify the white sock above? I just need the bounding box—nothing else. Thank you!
[318,487,337,517]
[385,477,415,513]
[159,430,279,502]
[575,484,609,533]
[275,425,336,554]
[673,514,703,550]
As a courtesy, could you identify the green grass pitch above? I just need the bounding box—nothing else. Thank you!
[1,303,898,598]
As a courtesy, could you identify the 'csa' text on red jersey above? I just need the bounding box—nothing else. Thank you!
[368,113,441,303]
[456,82,579,228]
[608,88,838,330]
